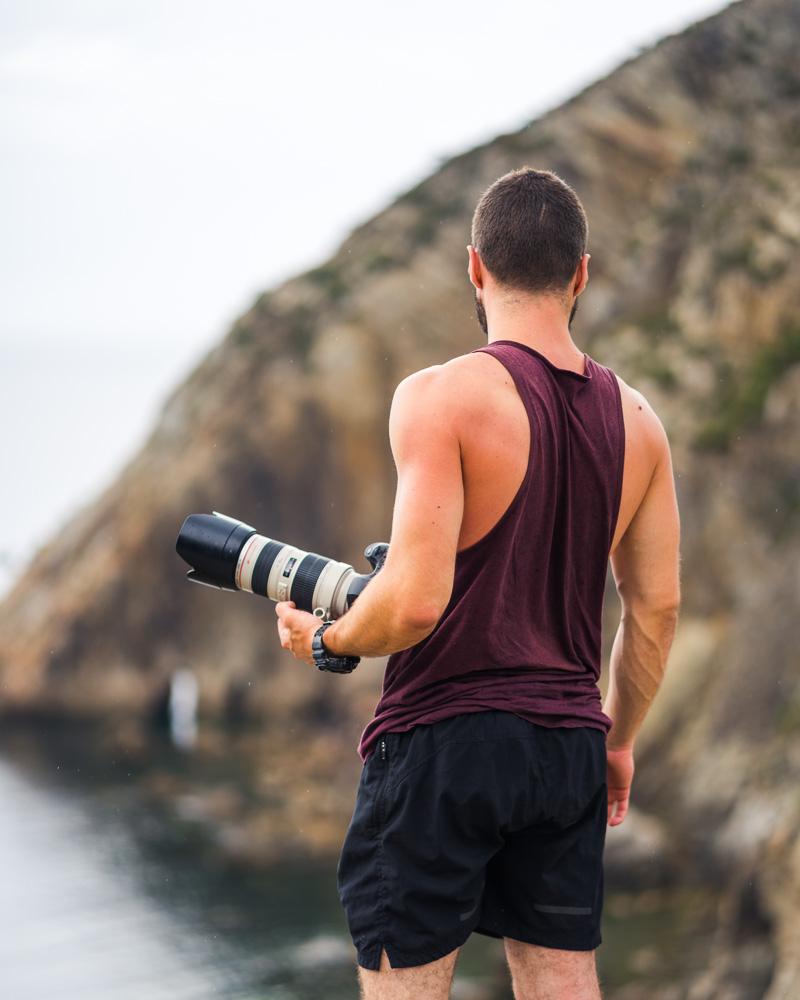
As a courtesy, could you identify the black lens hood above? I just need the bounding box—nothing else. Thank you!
[176,513,257,589]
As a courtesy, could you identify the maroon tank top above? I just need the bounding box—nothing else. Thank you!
[358,339,625,762]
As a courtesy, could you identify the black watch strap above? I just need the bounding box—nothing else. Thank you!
[311,621,360,674]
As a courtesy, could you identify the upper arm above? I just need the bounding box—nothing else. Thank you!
[610,412,681,615]
[382,368,465,625]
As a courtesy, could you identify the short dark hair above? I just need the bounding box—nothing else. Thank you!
[471,167,588,295]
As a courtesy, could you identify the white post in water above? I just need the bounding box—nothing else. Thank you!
[169,669,198,749]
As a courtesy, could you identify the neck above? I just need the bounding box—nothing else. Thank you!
[485,295,583,365]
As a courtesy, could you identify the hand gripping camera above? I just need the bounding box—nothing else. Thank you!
[175,512,389,621]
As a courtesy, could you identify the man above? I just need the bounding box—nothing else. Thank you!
[276,167,681,1000]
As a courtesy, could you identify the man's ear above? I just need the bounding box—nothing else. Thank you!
[467,245,484,290]
[573,252,590,297]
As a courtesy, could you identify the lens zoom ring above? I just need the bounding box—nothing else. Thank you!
[291,554,329,612]
[251,540,284,596]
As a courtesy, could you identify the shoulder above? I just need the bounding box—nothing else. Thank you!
[388,365,458,445]
[392,352,498,414]
[613,370,671,460]
[391,363,449,412]
[393,352,512,429]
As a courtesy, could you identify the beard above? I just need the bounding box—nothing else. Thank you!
[568,294,579,329]
[474,291,488,336]
[474,290,580,336]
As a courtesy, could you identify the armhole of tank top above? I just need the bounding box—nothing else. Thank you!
[456,347,536,558]
[607,369,626,553]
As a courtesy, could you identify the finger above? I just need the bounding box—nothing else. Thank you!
[278,606,301,626]
[608,793,629,827]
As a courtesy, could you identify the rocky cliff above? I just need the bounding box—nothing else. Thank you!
[2,0,799,995]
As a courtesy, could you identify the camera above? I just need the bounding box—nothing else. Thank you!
[175,512,388,620]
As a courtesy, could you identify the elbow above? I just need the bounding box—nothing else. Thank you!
[386,571,451,643]
[401,606,445,633]
[620,592,681,623]
[396,602,444,637]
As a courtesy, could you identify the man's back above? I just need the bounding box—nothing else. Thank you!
[357,338,651,762]
[447,341,669,560]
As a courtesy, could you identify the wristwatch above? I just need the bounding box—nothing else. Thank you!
[311,621,360,674]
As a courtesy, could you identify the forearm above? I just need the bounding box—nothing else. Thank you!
[321,568,438,659]
[603,603,678,749]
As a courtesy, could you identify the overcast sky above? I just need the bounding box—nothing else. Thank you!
[0,0,728,591]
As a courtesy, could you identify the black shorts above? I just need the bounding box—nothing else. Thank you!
[337,709,608,970]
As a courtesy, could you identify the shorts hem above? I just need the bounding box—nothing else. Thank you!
[473,920,601,952]
[355,922,477,971]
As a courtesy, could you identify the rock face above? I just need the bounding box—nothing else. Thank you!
[1,0,799,994]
